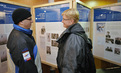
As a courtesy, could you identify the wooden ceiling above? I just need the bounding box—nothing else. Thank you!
[81,0,117,7]
[8,0,49,6]
[7,0,117,7]
[8,0,64,6]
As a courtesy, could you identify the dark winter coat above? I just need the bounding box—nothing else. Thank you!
[56,23,95,73]
[7,24,42,73]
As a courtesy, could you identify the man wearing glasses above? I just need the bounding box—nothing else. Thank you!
[7,8,42,73]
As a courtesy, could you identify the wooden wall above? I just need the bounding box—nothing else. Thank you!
[7,0,65,6]
[8,0,48,6]
[81,0,117,7]
[7,0,118,7]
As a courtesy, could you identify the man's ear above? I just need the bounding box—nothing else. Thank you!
[20,21,23,24]
[18,21,23,26]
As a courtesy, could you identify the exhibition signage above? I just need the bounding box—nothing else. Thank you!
[0,2,30,73]
[35,3,69,65]
[93,5,121,65]
[77,3,91,36]
[0,2,30,24]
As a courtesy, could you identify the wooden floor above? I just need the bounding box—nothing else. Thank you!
[0,61,8,73]
[0,62,121,73]
[42,63,59,73]
[96,67,121,73]
[42,63,121,73]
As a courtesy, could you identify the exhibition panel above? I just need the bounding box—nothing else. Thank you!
[93,2,121,66]
[0,1,31,73]
[34,0,91,67]
[76,2,91,37]
[34,1,71,67]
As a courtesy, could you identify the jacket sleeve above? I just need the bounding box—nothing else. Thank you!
[61,34,85,73]
[10,39,38,73]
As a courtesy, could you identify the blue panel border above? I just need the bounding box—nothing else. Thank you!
[94,8,121,21]
[35,3,69,22]
[0,2,30,24]
[77,3,90,22]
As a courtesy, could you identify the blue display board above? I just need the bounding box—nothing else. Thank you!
[94,8,121,21]
[35,3,69,22]
[0,2,30,24]
[77,3,90,21]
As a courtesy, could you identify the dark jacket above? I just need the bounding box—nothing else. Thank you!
[56,23,94,73]
[7,24,42,73]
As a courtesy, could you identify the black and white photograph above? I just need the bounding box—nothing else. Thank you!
[51,33,59,39]
[46,33,50,42]
[0,34,7,45]
[41,26,46,35]
[51,40,58,47]
[105,46,113,52]
[105,31,114,44]
[114,48,120,55]
[115,37,121,45]
[46,46,51,54]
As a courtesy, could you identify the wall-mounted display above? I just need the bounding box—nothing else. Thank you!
[35,2,70,66]
[0,1,31,73]
[35,1,91,67]
[0,2,30,24]
[35,4,69,22]
[93,4,121,65]
[76,3,91,37]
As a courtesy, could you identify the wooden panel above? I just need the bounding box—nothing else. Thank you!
[8,0,48,6]
[0,0,31,7]
[42,63,50,73]
[54,0,64,2]
[80,0,117,7]
[6,0,118,6]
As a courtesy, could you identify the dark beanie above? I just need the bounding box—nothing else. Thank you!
[12,8,31,24]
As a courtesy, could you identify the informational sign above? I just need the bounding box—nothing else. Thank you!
[0,2,30,24]
[0,2,30,73]
[93,5,121,65]
[35,3,69,65]
[35,4,69,22]
[77,3,91,36]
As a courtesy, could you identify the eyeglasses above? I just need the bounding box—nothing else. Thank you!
[26,18,32,20]
[62,18,71,21]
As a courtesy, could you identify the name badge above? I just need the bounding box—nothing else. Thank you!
[22,51,31,62]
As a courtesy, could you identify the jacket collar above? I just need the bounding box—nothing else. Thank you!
[57,23,85,43]
[13,24,32,35]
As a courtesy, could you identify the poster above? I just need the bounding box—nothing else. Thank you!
[77,3,91,36]
[93,5,121,64]
[35,3,69,65]
[0,2,30,73]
